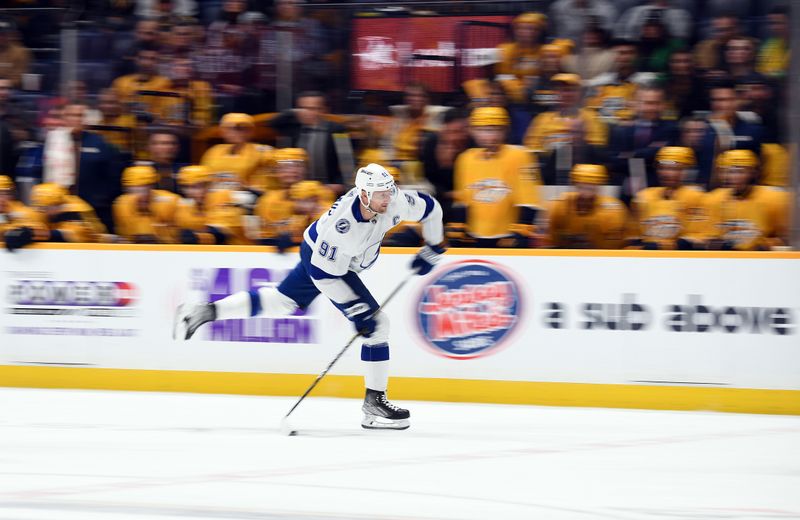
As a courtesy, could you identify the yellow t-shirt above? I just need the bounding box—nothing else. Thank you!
[523,108,608,152]
[200,143,276,192]
[113,189,180,243]
[704,185,789,250]
[633,186,709,249]
[0,201,39,240]
[453,144,541,238]
[757,38,789,78]
[495,42,541,103]
[36,195,106,243]
[255,181,334,242]
[547,192,628,249]
[157,80,214,127]
[175,189,249,245]
[111,74,172,118]
[586,81,638,121]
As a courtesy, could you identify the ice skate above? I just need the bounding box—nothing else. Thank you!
[361,389,410,430]
[173,303,216,340]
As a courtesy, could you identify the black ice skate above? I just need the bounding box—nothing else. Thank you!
[173,303,216,340]
[361,389,410,430]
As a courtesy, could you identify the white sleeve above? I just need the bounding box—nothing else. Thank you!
[399,190,444,246]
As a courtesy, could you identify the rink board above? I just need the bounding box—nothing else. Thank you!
[1,244,799,415]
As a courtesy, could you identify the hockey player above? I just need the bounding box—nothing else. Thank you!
[704,149,789,250]
[631,146,709,250]
[0,175,39,250]
[254,148,334,251]
[175,165,249,245]
[449,106,541,248]
[546,164,628,249]
[113,165,180,244]
[3,183,106,250]
[174,163,445,429]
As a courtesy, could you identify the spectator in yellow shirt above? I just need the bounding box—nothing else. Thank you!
[254,148,333,251]
[111,45,172,124]
[4,183,106,250]
[450,107,542,248]
[0,175,38,250]
[524,73,607,184]
[704,149,789,251]
[495,12,548,103]
[201,113,275,193]
[158,57,213,127]
[113,165,180,244]
[175,165,249,245]
[546,164,628,249]
[631,146,709,250]
[757,6,789,80]
[0,19,31,88]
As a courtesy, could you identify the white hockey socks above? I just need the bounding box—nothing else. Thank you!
[212,291,253,320]
[213,287,298,320]
[362,341,390,392]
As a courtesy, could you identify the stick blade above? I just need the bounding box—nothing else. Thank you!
[280,417,298,436]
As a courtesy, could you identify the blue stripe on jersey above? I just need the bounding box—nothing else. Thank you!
[248,289,262,316]
[417,191,435,220]
[361,342,390,362]
[308,262,339,280]
[308,221,319,242]
[299,241,340,280]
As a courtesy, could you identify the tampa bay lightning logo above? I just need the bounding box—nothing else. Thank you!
[416,260,522,359]
[335,218,350,234]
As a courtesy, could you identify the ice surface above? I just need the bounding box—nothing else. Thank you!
[1,388,799,520]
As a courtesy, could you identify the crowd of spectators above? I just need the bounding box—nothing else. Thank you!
[0,0,793,252]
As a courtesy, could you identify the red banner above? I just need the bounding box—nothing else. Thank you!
[351,16,512,92]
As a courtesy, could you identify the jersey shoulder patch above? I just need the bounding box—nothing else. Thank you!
[335,218,351,234]
[404,193,416,206]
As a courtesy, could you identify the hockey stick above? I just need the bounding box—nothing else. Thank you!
[280,273,414,435]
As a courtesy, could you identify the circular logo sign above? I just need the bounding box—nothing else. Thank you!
[415,260,523,359]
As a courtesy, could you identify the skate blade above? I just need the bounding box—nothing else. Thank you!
[173,304,193,341]
[361,414,410,430]
[172,304,187,341]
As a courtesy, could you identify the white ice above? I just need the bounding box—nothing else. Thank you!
[1,388,799,520]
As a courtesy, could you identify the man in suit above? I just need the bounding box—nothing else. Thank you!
[607,86,678,202]
[697,80,763,189]
[23,103,122,233]
[267,91,349,194]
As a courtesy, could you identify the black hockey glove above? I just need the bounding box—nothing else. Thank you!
[4,227,35,252]
[337,299,378,337]
[179,229,200,244]
[275,232,294,254]
[411,243,446,276]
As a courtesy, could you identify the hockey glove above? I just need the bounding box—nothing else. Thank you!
[4,227,35,252]
[275,232,294,254]
[411,243,446,276]
[339,300,377,337]
[179,229,200,244]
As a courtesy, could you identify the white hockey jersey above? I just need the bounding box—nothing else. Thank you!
[303,187,443,279]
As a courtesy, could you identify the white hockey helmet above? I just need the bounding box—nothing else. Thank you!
[354,163,396,207]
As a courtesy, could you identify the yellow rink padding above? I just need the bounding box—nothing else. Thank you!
[1,365,798,416]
